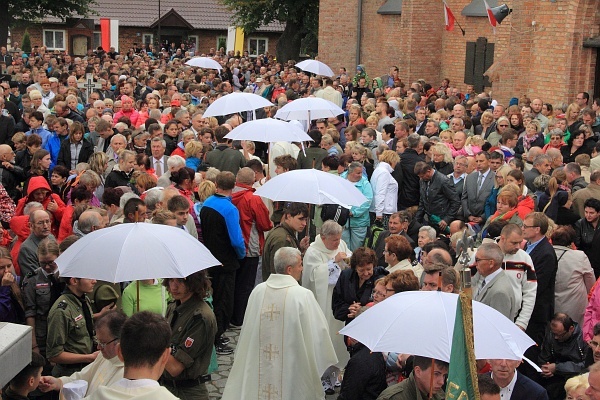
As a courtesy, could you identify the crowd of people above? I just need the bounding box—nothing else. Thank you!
[2,42,600,400]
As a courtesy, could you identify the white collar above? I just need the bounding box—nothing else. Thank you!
[492,370,518,399]
[114,378,159,389]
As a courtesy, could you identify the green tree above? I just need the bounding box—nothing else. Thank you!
[221,0,318,62]
[0,0,97,48]
[21,29,31,54]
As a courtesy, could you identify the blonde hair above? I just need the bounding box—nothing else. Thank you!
[564,373,589,394]
[378,149,400,165]
[185,141,204,158]
[197,180,216,202]
[432,143,453,163]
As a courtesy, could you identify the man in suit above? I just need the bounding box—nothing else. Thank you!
[414,161,460,234]
[489,358,548,400]
[472,242,519,321]
[523,212,558,345]
[150,136,169,181]
[462,151,495,227]
[372,211,415,267]
[524,154,551,193]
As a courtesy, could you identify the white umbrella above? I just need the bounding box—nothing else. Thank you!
[203,92,273,118]
[185,57,222,70]
[224,118,313,143]
[274,97,344,122]
[295,59,335,77]
[56,223,221,283]
[339,291,535,362]
[254,169,368,207]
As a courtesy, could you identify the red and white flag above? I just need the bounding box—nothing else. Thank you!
[484,0,498,32]
[443,1,456,31]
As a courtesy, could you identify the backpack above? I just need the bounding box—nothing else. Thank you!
[320,204,350,227]
[364,221,385,249]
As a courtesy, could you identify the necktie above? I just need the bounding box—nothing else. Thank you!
[477,278,486,297]
[155,160,162,177]
[476,173,483,194]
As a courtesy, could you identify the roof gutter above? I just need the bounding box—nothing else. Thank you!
[356,0,362,67]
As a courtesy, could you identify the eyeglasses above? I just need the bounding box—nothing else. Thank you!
[40,260,56,269]
[522,224,538,229]
[474,257,493,263]
[97,337,118,349]
[498,124,509,127]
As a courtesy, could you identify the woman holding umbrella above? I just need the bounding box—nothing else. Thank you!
[162,270,217,400]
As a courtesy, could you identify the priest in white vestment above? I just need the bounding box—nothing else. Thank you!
[302,221,351,385]
[222,247,338,400]
[85,311,178,400]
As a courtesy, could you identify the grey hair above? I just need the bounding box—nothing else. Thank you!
[143,187,164,211]
[477,242,504,267]
[167,155,185,169]
[347,161,363,174]
[321,220,343,238]
[24,201,44,215]
[119,192,140,209]
[419,226,437,241]
[78,210,101,234]
[274,247,301,275]
[151,136,166,148]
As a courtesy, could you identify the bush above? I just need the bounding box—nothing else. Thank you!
[22,29,31,54]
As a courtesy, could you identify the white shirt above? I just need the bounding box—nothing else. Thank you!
[492,370,518,399]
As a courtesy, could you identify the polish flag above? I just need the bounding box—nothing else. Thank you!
[484,0,498,31]
[443,1,456,31]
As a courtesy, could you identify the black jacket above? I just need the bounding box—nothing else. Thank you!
[415,170,460,225]
[574,218,600,277]
[539,322,588,378]
[337,343,387,400]
[105,168,132,188]
[397,148,423,209]
[0,115,15,146]
[0,164,25,202]
[526,237,558,345]
[515,135,545,159]
[57,139,95,170]
[332,267,386,324]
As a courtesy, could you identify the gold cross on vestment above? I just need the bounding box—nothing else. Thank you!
[260,383,280,400]
[262,343,280,361]
[262,303,281,321]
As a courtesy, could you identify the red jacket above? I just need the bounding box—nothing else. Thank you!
[231,183,272,256]
[9,215,30,276]
[57,206,75,242]
[15,176,66,237]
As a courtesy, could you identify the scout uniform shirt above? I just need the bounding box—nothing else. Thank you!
[163,296,217,382]
[22,267,63,355]
[46,289,95,369]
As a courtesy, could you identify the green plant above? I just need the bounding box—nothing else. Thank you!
[21,29,31,54]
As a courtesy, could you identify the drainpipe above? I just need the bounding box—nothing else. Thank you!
[356,0,362,67]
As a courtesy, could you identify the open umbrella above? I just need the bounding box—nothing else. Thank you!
[185,57,222,70]
[203,92,273,118]
[254,169,368,208]
[274,97,344,122]
[224,118,313,143]
[295,59,335,77]
[56,223,221,283]
[339,291,535,361]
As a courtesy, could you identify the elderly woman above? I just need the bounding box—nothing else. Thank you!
[564,374,590,400]
[384,235,423,280]
[430,143,454,175]
[342,162,374,251]
[369,150,399,229]
[333,247,383,326]
[515,119,544,159]
[552,226,595,327]
[487,116,510,146]
[303,220,351,393]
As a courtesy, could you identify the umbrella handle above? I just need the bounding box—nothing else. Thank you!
[429,358,434,399]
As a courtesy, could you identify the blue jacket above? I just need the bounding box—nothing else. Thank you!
[185,156,202,172]
[27,127,52,148]
[44,133,69,171]
[200,194,246,268]
[340,171,373,228]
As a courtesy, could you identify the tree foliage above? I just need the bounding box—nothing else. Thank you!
[221,0,319,62]
[0,0,97,47]
[21,30,31,54]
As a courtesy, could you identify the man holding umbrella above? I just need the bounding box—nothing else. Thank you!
[376,356,449,400]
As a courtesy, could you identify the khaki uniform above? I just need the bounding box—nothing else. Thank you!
[262,222,300,282]
[22,268,63,355]
[46,289,95,377]
[162,296,217,400]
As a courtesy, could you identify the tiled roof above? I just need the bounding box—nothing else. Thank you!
[45,0,284,32]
